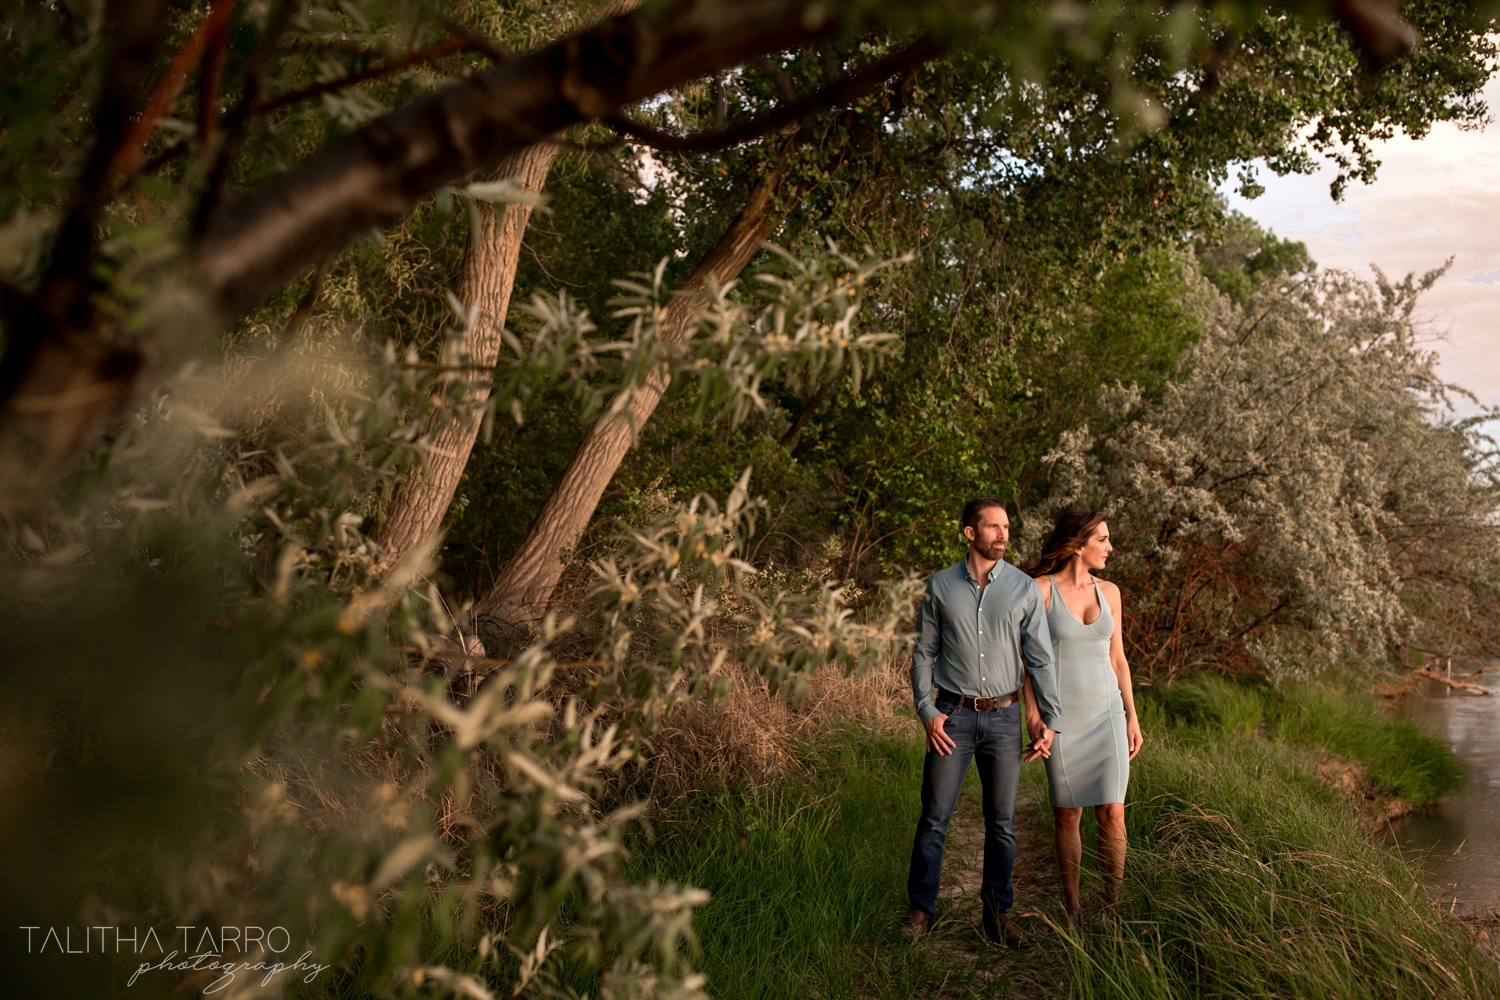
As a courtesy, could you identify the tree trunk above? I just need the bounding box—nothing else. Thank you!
[473,177,781,627]
[377,0,643,568]
[376,144,558,565]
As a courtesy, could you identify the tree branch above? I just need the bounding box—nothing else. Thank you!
[779,366,842,447]
[250,38,473,116]
[0,0,1424,517]
[606,36,942,154]
[1333,0,1417,65]
[0,0,171,400]
[758,55,799,101]
[108,0,238,184]
[198,2,232,149]
[195,0,866,319]
[711,70,728,130]
[194,0,297,239]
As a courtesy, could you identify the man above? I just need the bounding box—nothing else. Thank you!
[904,497,1062,946]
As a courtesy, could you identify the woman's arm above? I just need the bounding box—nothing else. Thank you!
[1102,581,1143,759]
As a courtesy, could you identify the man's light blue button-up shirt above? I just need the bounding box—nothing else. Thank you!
[910,557,1064,730]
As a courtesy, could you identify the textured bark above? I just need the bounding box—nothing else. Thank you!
[376,144,559,564]
[375,0,642,566]
[474,178,780,627]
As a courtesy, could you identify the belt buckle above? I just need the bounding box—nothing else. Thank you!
[973,696,998,712]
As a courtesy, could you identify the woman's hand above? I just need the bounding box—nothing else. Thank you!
[1126,715,1143,759]
[1024,716,1053,762]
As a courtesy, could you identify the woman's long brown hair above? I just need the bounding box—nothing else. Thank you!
[1027,510,1108,579]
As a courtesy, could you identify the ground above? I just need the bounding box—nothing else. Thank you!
[920,778,1077,998]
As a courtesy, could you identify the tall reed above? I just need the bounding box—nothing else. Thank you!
[1058,730,1496,998]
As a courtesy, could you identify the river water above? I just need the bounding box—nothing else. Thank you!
[1394,669,1500,915]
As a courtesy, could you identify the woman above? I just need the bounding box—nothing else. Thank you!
[1022,510,1143,922]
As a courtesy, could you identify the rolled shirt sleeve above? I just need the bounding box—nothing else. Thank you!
[910,583,944,723]
[1019,582,1063,732]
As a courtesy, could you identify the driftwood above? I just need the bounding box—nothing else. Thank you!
[1415,666,1491,695]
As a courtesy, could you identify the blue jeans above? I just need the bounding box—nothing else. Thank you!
[907,698,1023,920]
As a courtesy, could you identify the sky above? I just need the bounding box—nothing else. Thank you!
[1222,75,1500,416]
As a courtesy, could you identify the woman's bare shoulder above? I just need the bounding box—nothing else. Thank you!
[1098,578,1122,601]
[1033,573,1051,610]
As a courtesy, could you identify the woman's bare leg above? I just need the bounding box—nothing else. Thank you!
[1053,806,1084,917]
[1095,802,1127,904]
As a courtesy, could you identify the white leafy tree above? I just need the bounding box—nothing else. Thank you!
[1021,263,1500,681]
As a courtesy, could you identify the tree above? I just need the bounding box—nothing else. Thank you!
[377,2,652,566]
[375,146,557,562]
[1021,261,1500,680]
[474,170,785,623]
[0,0,1433,519]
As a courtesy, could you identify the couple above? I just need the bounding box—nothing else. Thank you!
[904,498,1144,945]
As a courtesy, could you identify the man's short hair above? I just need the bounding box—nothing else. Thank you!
[961,496,1007,530]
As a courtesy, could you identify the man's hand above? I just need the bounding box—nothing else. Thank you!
[925,713,956,755]
[1024,726,1055,762]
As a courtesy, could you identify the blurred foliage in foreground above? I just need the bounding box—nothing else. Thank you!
[0,243,917,999]
[3,0,1500,997]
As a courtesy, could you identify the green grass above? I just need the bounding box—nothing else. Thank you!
[300,678,1472,998]
[1158,673,1265,736]
[1268,684,1465,804]
[1058,729,1499,999]
[623,729,989,999]
[1155,675,1463,805]
[622,679,1481,1000]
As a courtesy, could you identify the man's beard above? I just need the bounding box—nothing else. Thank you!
[974,539,1006,561]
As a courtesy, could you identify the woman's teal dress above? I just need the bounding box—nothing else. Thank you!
[1042,576,1130,807]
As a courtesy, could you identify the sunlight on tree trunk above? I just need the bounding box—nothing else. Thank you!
[377,1,641,569]
[475,175,782,628]
[376,144,558,564]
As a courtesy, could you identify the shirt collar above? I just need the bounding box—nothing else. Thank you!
[960,557,1005,585]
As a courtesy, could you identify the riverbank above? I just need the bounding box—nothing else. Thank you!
[1395,669,1500,918]
[625,669,1497,998]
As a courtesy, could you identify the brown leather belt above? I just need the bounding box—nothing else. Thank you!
[937,687,1018,712]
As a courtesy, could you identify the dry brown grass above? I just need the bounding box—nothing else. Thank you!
[640,654,913,804]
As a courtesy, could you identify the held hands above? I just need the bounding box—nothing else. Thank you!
[925,712,1064,760]
[1023,714,1054,762]
[924,713,957,755]
[1023,729,1055,762]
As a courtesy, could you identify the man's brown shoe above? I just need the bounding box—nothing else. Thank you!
[901,909,932,939]
[982,909,1027,950]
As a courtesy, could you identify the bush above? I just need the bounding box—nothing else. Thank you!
[1023,267,1500,681]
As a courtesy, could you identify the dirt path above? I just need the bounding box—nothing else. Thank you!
[925,779,1074,997]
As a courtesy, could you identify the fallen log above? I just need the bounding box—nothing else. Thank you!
[1415,667,1491,695]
